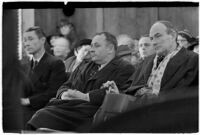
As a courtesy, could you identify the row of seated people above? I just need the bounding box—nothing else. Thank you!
[20,20,198,132]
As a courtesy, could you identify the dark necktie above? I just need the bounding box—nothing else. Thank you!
[32,60,38,69]
[156,55,165,68]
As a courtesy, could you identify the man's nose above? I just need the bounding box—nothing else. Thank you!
[24,42,30,47]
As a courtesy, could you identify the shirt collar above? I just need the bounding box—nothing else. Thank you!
[33,51,45,62]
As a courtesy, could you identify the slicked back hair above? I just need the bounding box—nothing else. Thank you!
[25,26,46,39]
[95,32,117,51]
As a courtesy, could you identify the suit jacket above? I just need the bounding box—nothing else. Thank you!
[24,52,66,109]
[125,47,198,95]
[56,56,135,105]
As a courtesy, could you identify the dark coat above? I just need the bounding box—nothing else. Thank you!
[27,57,135,131]
[24,52,67,109]
[22,52,66,128]
[125,47,198,95]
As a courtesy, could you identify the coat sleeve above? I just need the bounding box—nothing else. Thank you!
[29,60,66,109]
[89,63,135,106]
[168,53,198,89]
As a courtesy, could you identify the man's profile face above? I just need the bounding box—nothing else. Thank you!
[149,23,174,56]
[90,34,111,64]
[23,31,44,55]
[138,37,155,58]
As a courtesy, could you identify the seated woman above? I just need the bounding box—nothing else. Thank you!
[64,39,92,73]
[177,30,196,49]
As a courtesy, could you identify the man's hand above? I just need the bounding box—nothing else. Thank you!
[61,89,89,101]
[21,98,30,106]
[102,81,119,94]
[135,87,154,96]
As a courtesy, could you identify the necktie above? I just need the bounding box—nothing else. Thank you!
[32,60,38,69]
[156,55,165,68]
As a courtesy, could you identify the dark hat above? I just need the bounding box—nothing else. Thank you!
[178,30,195,43]
[116,45,133,57]
[75,39,92,49]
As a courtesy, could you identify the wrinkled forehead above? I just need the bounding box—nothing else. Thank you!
[139,37,151,44]
[149,22,167,37]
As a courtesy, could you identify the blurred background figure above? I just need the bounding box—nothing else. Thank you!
[117,34,137,51]
[177,30,196,49]
[138,35,156,59]
[57,19,79,56]
[64,39,92,74]
[51,37,71,61]
[188,36,199,54]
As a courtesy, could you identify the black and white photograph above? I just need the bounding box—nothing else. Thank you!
[2,1,199,133]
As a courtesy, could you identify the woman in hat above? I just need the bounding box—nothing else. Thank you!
[177,30,196,49]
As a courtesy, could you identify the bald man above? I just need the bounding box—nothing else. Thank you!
[106,20,198,98]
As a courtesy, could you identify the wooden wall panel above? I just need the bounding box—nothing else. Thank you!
[103,8,158,39]
[158,7,198,36]
[34,7,199,41]
[70,8,98,39]
[35,9,66,36]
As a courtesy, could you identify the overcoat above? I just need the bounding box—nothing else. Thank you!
[27,57,135,131]
[124,47,198,95]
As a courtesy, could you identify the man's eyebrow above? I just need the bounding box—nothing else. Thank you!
[154,33,161,37]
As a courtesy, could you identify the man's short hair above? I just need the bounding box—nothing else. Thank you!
[95,32,117,51]
[25,26,46,39]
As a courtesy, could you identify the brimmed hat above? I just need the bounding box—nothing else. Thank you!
[74,39,92,49]
[116,45,133,57]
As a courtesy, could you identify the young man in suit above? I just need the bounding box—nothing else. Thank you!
[22,26,66,128]
[26,32,135,131]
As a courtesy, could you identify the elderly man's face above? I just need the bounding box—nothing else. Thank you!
[138,37,155,58]
[90,34,112,64]
[23,31,45,55]
[150,23,174,56]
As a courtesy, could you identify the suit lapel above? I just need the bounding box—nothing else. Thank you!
[143,55,155,82]
[88,57,119,81]
[161,48,187,87]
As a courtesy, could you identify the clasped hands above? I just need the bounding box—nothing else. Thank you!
[61,89,89,101]
[101,81,119,94]
[102,81,157,98]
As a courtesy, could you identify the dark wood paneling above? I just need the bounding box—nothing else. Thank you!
[70,8,97,39]
[34,7,199,41]
[35,9,66,36]
[159,7,198,36]
[103,8,158,39]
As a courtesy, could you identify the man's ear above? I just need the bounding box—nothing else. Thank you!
[41,37,46,44]
[107,44,115,53]
[170,30,177,41]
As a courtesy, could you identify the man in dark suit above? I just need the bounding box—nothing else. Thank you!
[22,26,66,128]
[106,20,198,98]
[26,32,135,131]
[92,20,198,133]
